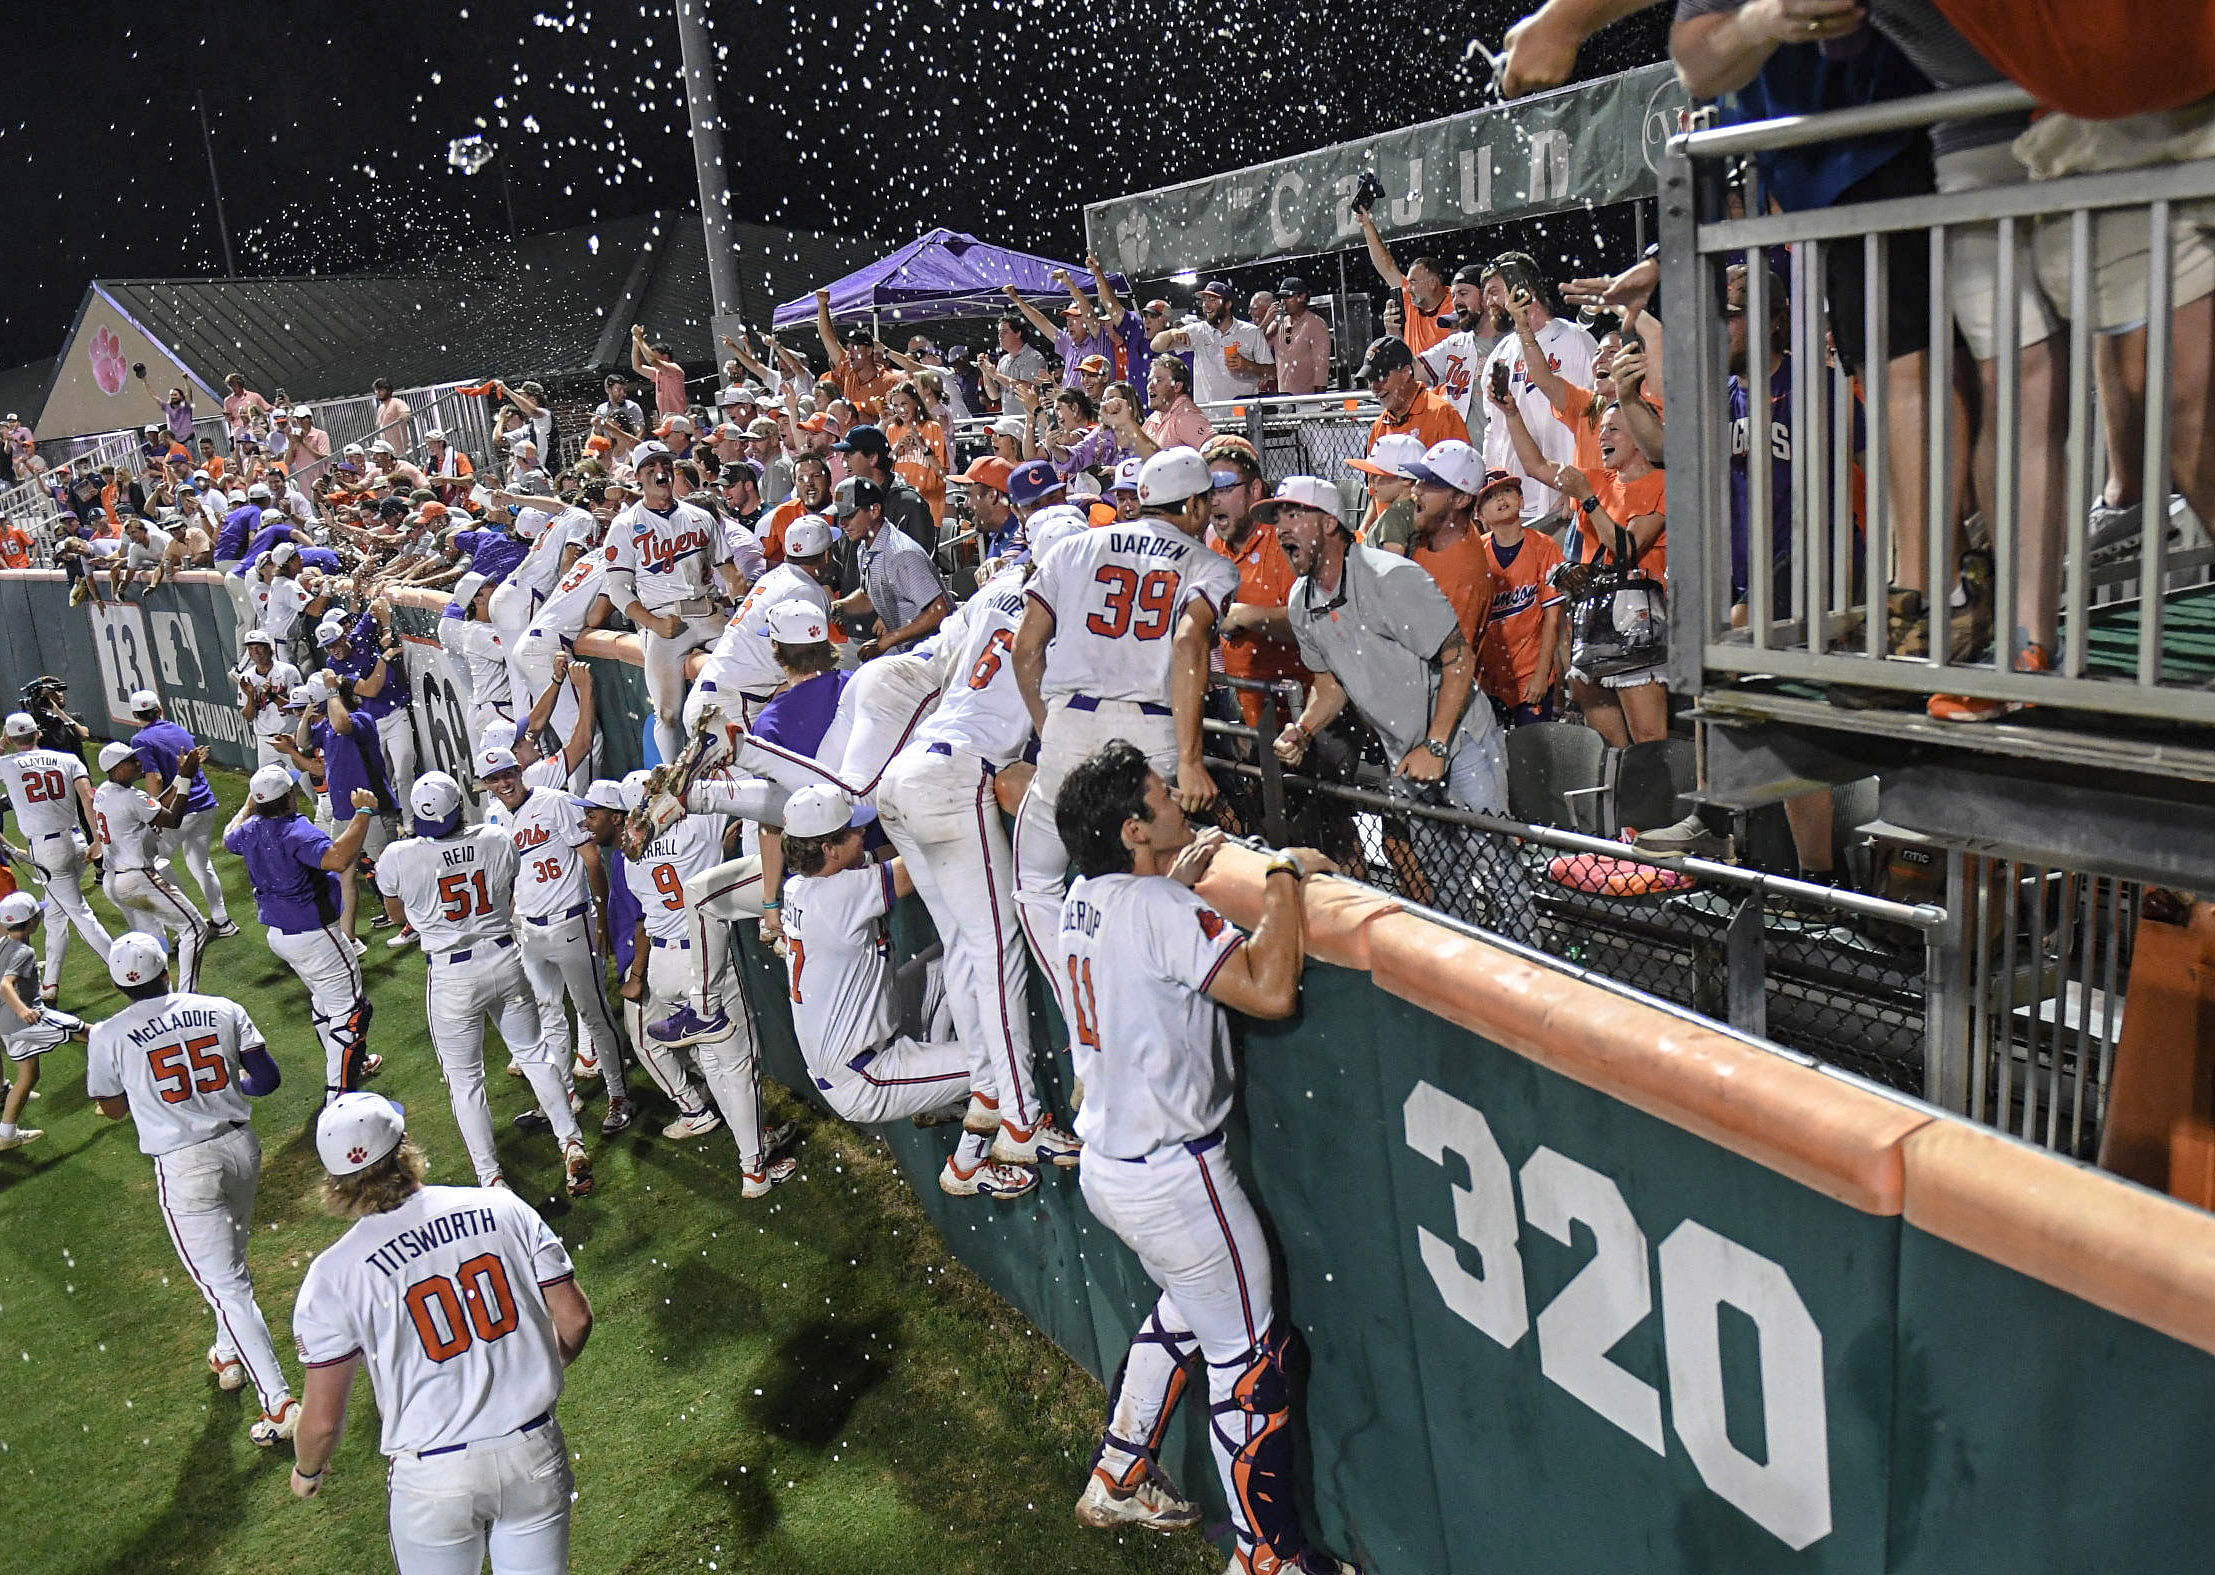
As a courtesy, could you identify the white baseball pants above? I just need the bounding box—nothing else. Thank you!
[387,1417,572,1575]
[675,853,763,1021]
[835,651,940,799]
[813,1033,972,1126]
[877,742,1041,1129]
[152,1123,293,1416]
[27,829,111,988]
[641,611,728,764]
[266,922,370,1096]
[160,804,229,923]
[508,633,593,787]
[1013,701,1177,1034]
[624,937,711,1116]
[626,935,774,1171]
[377,705,421,811]
[517,913,627,1106]
[487,580,537,704]
[105,867,208,991]
[424,941,577,1185]
[4,1006,84,1059]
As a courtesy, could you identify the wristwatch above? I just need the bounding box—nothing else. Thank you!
[1578,495,1602,515]
[1420,739,1449,760]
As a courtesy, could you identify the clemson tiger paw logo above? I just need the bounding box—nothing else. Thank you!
[90,328,129,396]
[348,1145,368,1164]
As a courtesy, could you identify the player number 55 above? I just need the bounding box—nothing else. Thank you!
[147,1034,227,1104]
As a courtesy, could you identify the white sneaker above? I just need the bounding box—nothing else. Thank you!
[939,1158,1039,1199]
[349,937,368,958]
[386,925,418,950]
[991,1118,1082,1169]
[572,1055,601,1083]
[207,1347,245,1392]
[962,1092,1002,1134]
[741,1154,798,1200]
[661,1108,723,1140]
[250,1398,300,1447]
[1074,1464,1199,1532]
[0,1128,43,1151]
[563,1140,595,1198]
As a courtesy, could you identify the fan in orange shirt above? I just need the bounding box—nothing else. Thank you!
[758,453,835,565]
[1201,436,1308,731]
[881,381,949,525]
[1404,439,1501,649]
[1360,336,1470,455]
[1547,405,1670,747]
[1470,472,1567,726]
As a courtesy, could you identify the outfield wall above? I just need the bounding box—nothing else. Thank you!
[10,570,2215,1573]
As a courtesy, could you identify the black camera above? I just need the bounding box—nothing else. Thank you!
[1352,169,1386,216]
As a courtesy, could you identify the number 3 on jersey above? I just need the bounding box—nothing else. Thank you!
[1085,566,1178,640]
[437,869,493,920]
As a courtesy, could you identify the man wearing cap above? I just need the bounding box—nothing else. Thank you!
[745,416,793,506]
[1416,264,1507,445]
[811,292,900,423]
[235,631,304,772]
[607,439,742,767]
[756,453,834,568]
[288,407,332,488]
[1346,431,1427,554]
[94,740,212,987]
[1202,437,1309,731]
[1267,277,1335,397]
[216,482,271,571]
[1471,468,1568,727]
[225,768,386,1099]
[1008,445,1239,1026]
[1107,456,1144,522]
[830,477,952,662]
[947,455,1015,566]
[129,692,237,938]
[479,747,634,1134]
[323,599,416,814]
[1401,439,1504,646]
[1003,459,1090,564]
[289,1091,594,1564]
[689,515,836,735]
[378,772,595,1197]
[268,671,394,941]
[1269,477,1534,938]
[369,378,412,450]
[0,712,110,999]
[0,889,88,1150]
[246,544,313,665]
[1358,209,1457,356]
[831,424,934,555]
[1477,259,1599,526]
[1003,276,1115,391]
[421,429,476,506]
[1359,336,1470,453]
[1150,282,1274,407]
[88,932,297,1445]
[439,572,518,750]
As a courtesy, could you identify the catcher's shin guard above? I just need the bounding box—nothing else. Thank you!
[1095,1307,1198,1488]
[335,997,376,1094]
[1214,1321,1308,1563]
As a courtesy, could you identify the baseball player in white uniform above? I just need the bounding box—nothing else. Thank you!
[877,511,1090,1179]
[290,1093,592,1574]
[479,748,633,1135]
[439,574,516,750]
[1009,445,1238,1030]
[685,514,836,738]
[0,890,85,1151]
[87,932,300,1446]
[93,740,211,992]
[235,630,304,771]
[508,538,613,785]
[247,543,312,662]
[604,440,741,765]
[779,786,1035,1197]
[487,495,593,701]
[0,710,112,996]
[1054,741,1356,1575]
[375,773,593,1199]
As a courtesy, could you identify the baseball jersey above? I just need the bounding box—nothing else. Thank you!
[697,562,830,701]
[376,827,519,954]
[93,779,163,869]
[1417,328,1500,443]
[780,862,901,1073]
[223,810,341,933]
[239,661,304,738]
[439,616,513,710]
[1061,873,1242,1160]
[291,1184,574,1456]
[249,574,309,642]
[607,497,728,614]
[507,786,592,920]
[1026,517,1239,704]
[131,719,218,814]
[626,813,728,943]
[505,513,574,600]
[1477,530,1568,702]
[529,543,613,643]
[1479,318,1601,522]
[86,993,265,1156]
[0,935,39,1038]
[0,747,89,840]
[911,567,1034,767]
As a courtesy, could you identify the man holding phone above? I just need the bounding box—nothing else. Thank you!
[1475,253,1599,527]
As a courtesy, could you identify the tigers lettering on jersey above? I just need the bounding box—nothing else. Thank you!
[631,516,715,575]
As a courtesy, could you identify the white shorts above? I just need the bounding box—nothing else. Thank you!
[1933,143,2062,362]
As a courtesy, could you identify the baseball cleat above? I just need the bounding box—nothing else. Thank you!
[741,1154,798,1200]
[939,1158,1039,1199]
[505,1059,525,1077]
[648,1004,736,1048]
[962,1090,1001,1134]
[206,1347,246,1392]
[208,917,241,939]
[661,1107,724,1140]
[1229,1552,1365,1575]
[487,1174,510,1190]
[1075,1464,1199,1533]
[250,1399,300,1447]
[563,1140,595,1198]
[0,1127,43,1150]
[991,1118,1082,1168]
[386,924,418,950]
[39,986,58,1007]
[357,1053,385,1083]
[572,1053,601,1083]
[349,937,368,958]
[600,1097,635,1135]
[761,1118,796,1156]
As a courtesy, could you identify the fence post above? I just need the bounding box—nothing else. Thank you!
[1725,895,1769,1037]
[1254,686,1291,848]
[1924,847,1973,1112]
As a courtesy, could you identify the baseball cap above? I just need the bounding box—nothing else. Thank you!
[107,931,170,989]
[1252,475,1344,525]
[474,744,520,779]
[1278,275,1310,296]
[829,476,885,517]
[1075,354,1110,376]
[241,628,275,649]
[1200,279,1234,301]
[1404,439,1487,496]
[248,763,297,805]
[1477,468,1526,504]
[1347,432,1428,481]
[2,712,36,739]
[452,571,489,610]
[316,1092,407,1178]
[784,784,875,839]
[293,674,331,710]
[658,414,694,436]
[1357,336,1418,383]
[289,405,312,418]
[1141,298,1172,317]
[128,689,159,716]
[423,428,447,444]
[832,424,891,458]
[717,385,745,406]
[477,718,520,753]
[246,482,273,501]
[766,599,830,645]
[342,443,366,458]
[577,779,627,812]
[618,769,654,814]
[1137,446,1211,508]
[1109,456,1144,495]
[741,383,771,402]
[98,741,136,773]
[368,439,394,455]
[0,891,39,928]
[630,440,674,468]
[410,772,464,822]
[1026,509,1089,563]
[989,415,1028,442]
[190,468,210,483]
[268,541,299,568]
[745,416,781,440]
[1007,460,1065,508]
[783,516,834,559]
[955,456,1015,495]
[315,618,348,647]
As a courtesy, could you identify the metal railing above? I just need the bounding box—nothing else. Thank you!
[1659,87,2215,723]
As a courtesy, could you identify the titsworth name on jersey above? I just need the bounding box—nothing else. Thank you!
[362,1204,502,1278]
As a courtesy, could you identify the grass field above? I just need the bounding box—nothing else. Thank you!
[0,766,1220,1575]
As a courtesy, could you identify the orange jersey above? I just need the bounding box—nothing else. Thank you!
[1368,387,1468,455]
[885,417,949,523]
[1209,525,1307,687]
[1411,526,1500,648]
[835,362,901,424]
[1571,468,1669,581]
[1474,529,1567,703]
[760,498,820,567]
[1400,285,1457,356]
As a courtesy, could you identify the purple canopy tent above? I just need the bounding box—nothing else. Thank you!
[768,228,1131,330]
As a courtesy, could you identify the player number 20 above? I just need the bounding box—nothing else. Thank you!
[1402,1082,1832,1552]
[20,767,66,804]
[1084,566,1178,641]
[404,1253,521,1363]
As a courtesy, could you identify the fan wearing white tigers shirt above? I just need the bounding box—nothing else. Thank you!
[375,773,593,1201]
[1008,445,1237,1035]
[290,1093,592,1575]
[604,441,741,766]
[0,713,112,996]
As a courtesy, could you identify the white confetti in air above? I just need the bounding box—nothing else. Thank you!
[447,135,496,175]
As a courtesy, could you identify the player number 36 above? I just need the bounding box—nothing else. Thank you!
[1402,1082,1831,1552]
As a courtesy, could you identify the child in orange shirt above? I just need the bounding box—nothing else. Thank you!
[1472,472,1567,726]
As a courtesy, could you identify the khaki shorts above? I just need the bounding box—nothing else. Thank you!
[2021,103,2215,333]
[1933,143,2062,362]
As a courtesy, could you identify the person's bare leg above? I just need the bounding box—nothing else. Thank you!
[1887,350,1937,599]
[2096,329,2147,512]
[1572,677,1628,748]
[1783,791,1835,879]
[2161,296,2215,529]
[1616,680,1670,744]
[2015,339,2071,659]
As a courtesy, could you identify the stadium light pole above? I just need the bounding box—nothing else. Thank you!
[675,0,750,343]
[195,91,237,279]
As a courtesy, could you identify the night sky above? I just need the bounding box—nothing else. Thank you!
[0,0,1668,369]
